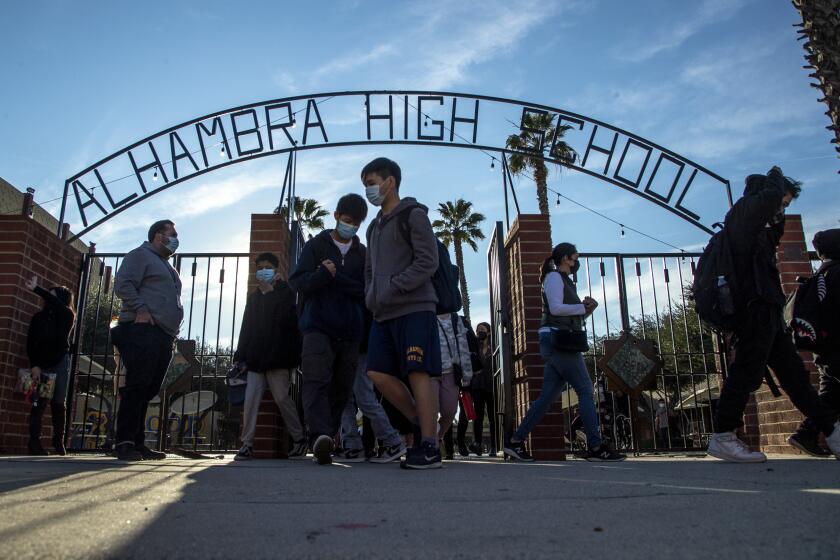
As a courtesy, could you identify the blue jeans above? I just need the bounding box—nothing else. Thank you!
[340,355,403,450]
[514,332,602,450]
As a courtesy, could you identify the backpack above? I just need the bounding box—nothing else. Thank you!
[691,226,738,333]
[784,263,837,352]
[393,207,463,315]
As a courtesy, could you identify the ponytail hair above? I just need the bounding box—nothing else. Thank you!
[540,242,578,282]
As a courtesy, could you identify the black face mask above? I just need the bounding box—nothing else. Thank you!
[477,332,488,341]
[571,260,580,274]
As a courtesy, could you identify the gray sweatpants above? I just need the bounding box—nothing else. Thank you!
[241,369,304,446]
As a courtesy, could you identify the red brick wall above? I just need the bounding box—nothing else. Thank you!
[0,216,84,453]
[246,214,295,458]
[505,214,565,460]
[747,214,821,454]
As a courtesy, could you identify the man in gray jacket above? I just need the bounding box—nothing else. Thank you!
[362,157,443,469]
[112,219,183,461]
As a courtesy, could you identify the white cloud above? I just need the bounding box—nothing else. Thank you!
[311,44,396,80]
[615,0,750,63]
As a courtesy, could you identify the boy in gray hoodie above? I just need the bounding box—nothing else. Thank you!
[362,157,443,469]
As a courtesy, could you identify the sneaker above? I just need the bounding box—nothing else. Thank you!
[312,435,334,465]
[468,442,484,456]
[289,439,308,458]
[457,443,469,457]
[115,442,143,462]
[403,442,442,470]
[825,421,840,460]
[707,431,766,463]
[27,439,49,456]
[371,442,407,464]
[335,448,365,463]
[234,445,253,461]
[787,430,832,458]
[585,444,626,462]
[137,445,167,460]
[503,439,534,462]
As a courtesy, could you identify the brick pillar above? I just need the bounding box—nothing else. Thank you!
[743,214,820,454]
[505,214,565,460]
[0,216,83,453]
[247,214,294,459]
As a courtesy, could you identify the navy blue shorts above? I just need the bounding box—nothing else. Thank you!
[367,311,442,379]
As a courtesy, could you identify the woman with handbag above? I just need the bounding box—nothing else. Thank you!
[503,243,625,462]
[24,275,76,456]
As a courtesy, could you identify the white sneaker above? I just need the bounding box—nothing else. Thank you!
[707,432,767,463]
[824,421,840,460]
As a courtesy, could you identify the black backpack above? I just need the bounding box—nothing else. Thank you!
[691,226,738,333]
[393,207,463,315]
[784,263,837,352]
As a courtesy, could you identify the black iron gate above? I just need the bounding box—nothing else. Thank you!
[67,251,253,453]
[484,223,728,454]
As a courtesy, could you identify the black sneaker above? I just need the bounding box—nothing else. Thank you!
[585,444,626,462]
[468,442,484,456]
[234,444,253,461]
[137,445,167,460]
[787,431,832,458]
[403,441,442,470]
[335,448,365,463]
[457,443,469,457]
[503,439,534,462]
[370,442,407,464]
[312,435,334,465]
[115,442,143,462]
[289,439,308,458]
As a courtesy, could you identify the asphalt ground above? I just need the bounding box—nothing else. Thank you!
[0,453,838,559]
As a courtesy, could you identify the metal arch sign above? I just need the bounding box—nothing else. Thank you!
[58,90,732,239]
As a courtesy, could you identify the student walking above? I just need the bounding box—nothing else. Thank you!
[707,167,840,462]
[24,276,75,456]
[233,252,306,461]
[289,194,369,465]
[504,243,625,462]
[460,321,497,456]
[787,228,840,458]
[436,312,473,454]
[112,219,183,461]
[361,157,444,470]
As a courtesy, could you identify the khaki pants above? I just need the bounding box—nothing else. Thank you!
[241,369,304,446]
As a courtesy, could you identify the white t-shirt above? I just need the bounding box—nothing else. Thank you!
[333,238,352,257]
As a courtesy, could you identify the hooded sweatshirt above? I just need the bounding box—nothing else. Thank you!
[365,197,439,322]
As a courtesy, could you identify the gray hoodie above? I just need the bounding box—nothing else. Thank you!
[365,197,439,322]
[115,242,184,337]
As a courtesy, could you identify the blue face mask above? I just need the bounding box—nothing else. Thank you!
[163,235,179,254]
[365,184,385,206]
[336,221,359,240]
[255,269,275,283]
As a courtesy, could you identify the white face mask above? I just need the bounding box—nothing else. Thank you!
[162,235,179,254]
[365,183,385,206]
[255,269,275,283]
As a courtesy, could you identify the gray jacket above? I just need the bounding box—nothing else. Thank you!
[115,242,184,337]
[365,197,439,322]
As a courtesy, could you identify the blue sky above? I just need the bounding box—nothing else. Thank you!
[2,0,838,328]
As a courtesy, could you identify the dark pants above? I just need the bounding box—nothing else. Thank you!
[472,388,497,450]
[715,303,836,435]
[301,332,359,444]
[800,353,840,436]
[113,323,175,446]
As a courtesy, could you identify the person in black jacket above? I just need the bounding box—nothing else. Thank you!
[789,228,840,457]
[288,194,368,465]
[233,252,305,461]
[24,275,75,456]
[708,167,840,462]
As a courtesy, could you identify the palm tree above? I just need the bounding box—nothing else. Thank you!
[432,199,486,322]
[275,197,329,234]
[505,112,578,220]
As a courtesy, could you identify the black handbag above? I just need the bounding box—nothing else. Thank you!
[550,329,589,353]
